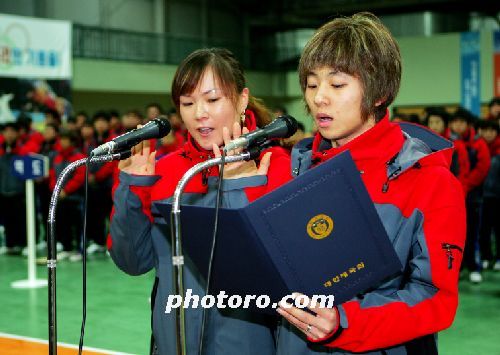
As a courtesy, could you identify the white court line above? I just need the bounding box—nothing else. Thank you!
[0,332,137,355]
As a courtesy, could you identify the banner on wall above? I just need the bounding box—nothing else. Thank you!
[0,13,72,79]
[0,14,72,125]
[494,30,500,97]
[460,32,481,117]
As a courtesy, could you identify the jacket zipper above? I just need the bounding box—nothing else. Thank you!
[201,168,210,185]
[382,167,401,193]
[441,243,463,270]
[200,154,213,185]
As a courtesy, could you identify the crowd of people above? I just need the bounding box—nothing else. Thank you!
[0,104,187,260]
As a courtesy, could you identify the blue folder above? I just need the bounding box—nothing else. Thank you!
[155,151,402,312]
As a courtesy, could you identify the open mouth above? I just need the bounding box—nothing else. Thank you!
[316,114,333,127]
[197,127,214,136]
[317,114,333,122]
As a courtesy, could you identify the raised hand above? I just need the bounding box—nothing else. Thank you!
[212,121,271,180]
[118,127,156,175]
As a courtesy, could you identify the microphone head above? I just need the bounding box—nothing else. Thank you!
[278,114,298,138]
[223,115,299,152]
[266,115,298,139]
[152,116,172,137]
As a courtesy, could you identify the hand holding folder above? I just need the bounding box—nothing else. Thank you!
[155,151,402,313]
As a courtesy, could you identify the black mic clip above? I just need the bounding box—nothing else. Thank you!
[244,140,276,161]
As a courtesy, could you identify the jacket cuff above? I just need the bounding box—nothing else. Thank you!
[307,307,344,345]
[207,175,267,191]
[119,171,161,186]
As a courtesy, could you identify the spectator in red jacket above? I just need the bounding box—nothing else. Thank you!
[86,111,117,255]
[449,108,491,195]
[154,109,187,159]
[155,130,183,159]
[122,110,143,132]
[167,107,186,136]
[0,122,27,255]
[49,130,86,260]
[109,109,124,136]
[35,123,61,244]
[16,113,44,154]
[449,107,490,283]
[75,111,89,131]
[486,97,500,121]
[65,115,79,135]
[93,111,113,145]
[44,107,62,128]
[477,119,500,270]
[79,120,95,156]
[145,103,164,124]
[479,120,500,156]
[425,107,469,192]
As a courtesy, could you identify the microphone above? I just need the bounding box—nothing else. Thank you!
[223,115,298,152]
[90,117,171,157]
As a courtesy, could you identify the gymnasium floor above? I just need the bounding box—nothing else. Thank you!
[1,254,499,355]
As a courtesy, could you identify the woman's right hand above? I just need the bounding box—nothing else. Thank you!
[118,133,156,175]
[212,122,272,180]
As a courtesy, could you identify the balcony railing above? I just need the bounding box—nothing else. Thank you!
[72,24,301,71]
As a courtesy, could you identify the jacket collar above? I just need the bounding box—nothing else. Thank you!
[293,111,453,183]
[311,112,405,174]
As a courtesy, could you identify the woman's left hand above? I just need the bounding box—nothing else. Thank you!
[212,121,272,180]
[277,293,339,341]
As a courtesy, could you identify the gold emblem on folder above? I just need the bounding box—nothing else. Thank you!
[307,214,334,240]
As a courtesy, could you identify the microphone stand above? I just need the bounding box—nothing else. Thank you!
[170,151,252,355]
[47,153,126,355]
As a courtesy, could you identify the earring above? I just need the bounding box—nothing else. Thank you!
[240,110,246,125]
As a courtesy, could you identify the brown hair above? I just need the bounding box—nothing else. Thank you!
[171,48,271,127]
[299,12,401,121]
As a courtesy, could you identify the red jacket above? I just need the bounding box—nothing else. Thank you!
[149,138,290,203]
[86,132,118,184]
[49,146,86,195]
[452,127,490,195]
[288,115,465,353]
[107,111,291,354]
[0,135,11,156]
[487,135,500,156]
[451,139,470,193]
[155,130,186,159]
[18,129,44,155]
[442,128,470,193]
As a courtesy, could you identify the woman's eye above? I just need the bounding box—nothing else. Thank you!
[180,102,193,107]
[208,98,220,103]
[306,84,317,89]
[332,84,345,88]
